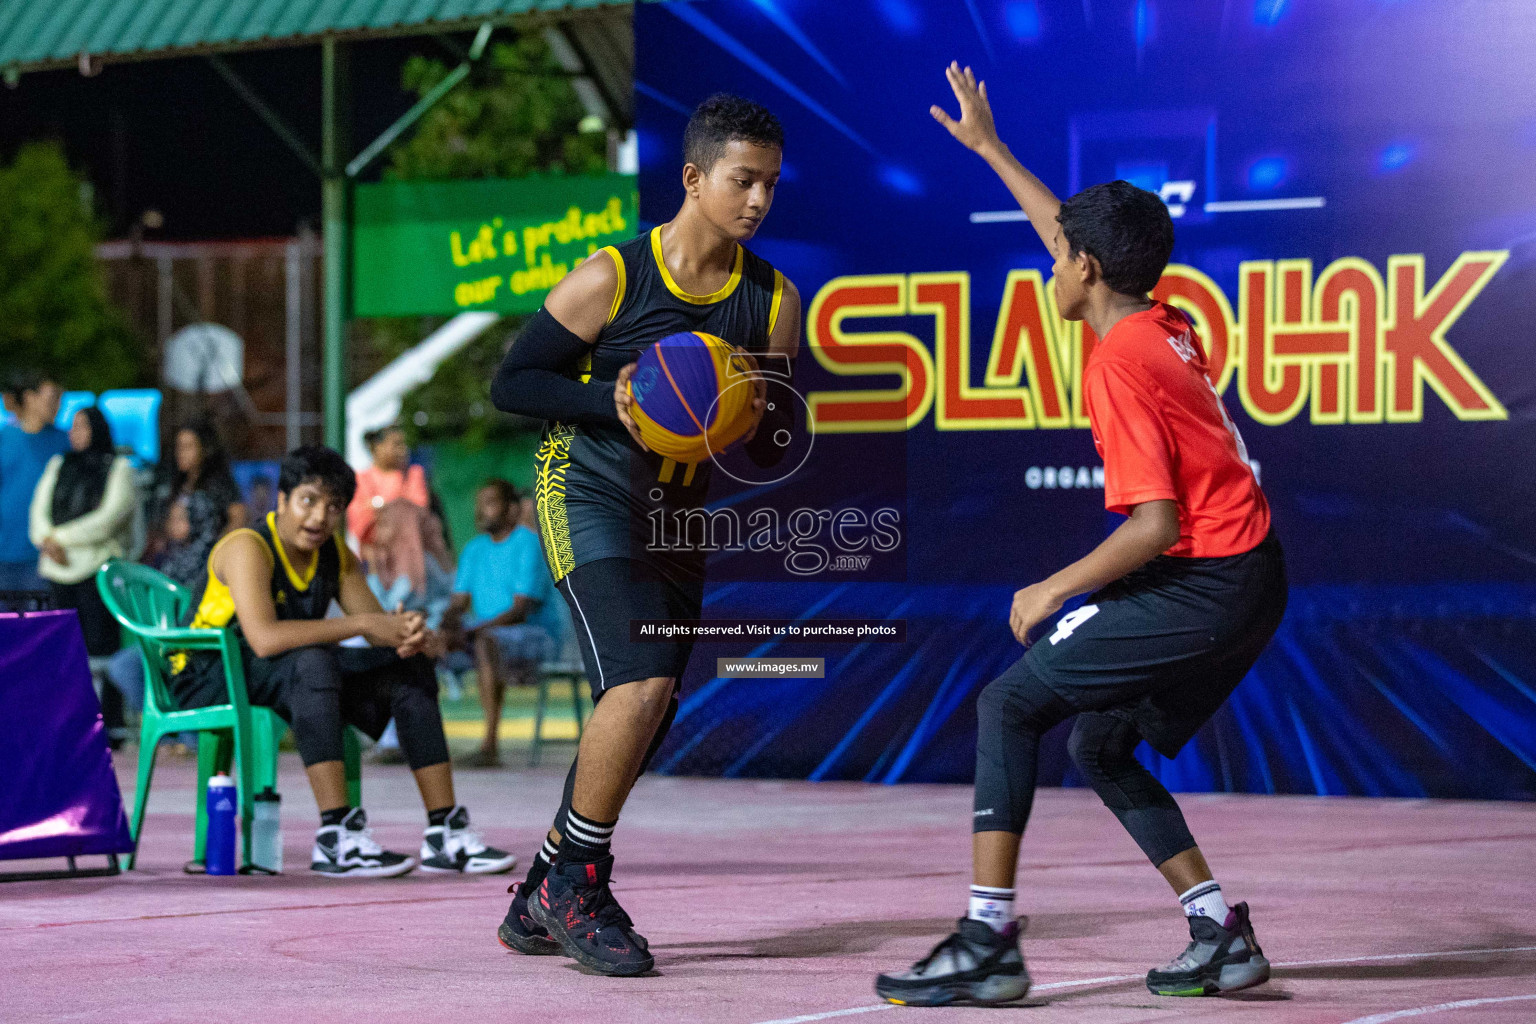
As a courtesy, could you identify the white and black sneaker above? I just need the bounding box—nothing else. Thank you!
[419,805,517,875]
[1146,902,1271,996]
[310,808,416,878]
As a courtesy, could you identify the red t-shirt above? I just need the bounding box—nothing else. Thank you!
[1083,301,1270,558]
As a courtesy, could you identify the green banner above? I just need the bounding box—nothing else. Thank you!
[351,173,638,317]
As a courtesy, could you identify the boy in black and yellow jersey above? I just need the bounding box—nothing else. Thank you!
[172,446,515,878]
[490,95,801,974]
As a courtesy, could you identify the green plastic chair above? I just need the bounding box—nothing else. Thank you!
[96,560,361,871]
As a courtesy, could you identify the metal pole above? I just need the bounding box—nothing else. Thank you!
[321,38,351,451]
[284,239,302,451]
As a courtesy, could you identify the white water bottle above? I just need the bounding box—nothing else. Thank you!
[251,787,282,874]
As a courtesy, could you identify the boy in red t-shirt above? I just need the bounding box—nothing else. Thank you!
[877,65,1287,1006]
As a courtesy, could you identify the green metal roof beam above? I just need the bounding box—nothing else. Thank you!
[345,21,492,179]
[206,54,323,178]
[0,1,629,77]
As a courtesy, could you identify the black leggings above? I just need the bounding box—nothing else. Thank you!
[241,645,450,770]
[974,659,1197,867]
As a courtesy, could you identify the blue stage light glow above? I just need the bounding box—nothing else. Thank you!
[1247,155,1290,190]
[1134,0,1156,48]
[1005,0,1042,41]
[1115,160,1169,194]
[1378,141,1416,171]
[880,165,923,196]
[1254,0,1288,26]
[875,0,920,36]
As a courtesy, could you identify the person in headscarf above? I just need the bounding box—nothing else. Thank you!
[30,407,137,744]
[363,498,454,763]
[30,407,136,652]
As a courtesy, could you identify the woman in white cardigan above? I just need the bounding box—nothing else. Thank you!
[29,406,136,658]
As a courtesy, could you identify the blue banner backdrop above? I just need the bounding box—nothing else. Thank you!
[636,0,1536,797]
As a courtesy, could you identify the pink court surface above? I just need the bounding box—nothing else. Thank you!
[5,752,1536,1024]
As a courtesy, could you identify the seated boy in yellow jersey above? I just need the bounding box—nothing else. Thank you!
[172,445,516,878]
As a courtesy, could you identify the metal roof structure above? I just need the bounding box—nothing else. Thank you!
[0,0,638,448]
[0,0,626,75]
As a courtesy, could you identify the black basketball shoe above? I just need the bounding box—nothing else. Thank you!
[528,856,654,976]
[497,881,560,955]
[875,917,1031,1006]
[1146,901,1271,996]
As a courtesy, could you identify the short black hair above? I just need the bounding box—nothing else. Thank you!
[278,445,357,505]
[363,424,403,450]
[683,94,784,173]
[479,478,519,506]
[4,368,55,400]
[1056,180,1175,296]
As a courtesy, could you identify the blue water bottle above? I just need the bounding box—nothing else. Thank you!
[205,773,237,876]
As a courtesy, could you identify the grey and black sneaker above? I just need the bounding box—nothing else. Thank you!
[1146,901,1270,996]
[875,917,1031,1006]
[497,881,561,955]
[420,805,517,874]
[310,808,415,878]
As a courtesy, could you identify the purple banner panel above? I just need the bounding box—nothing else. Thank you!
[0,610,134,860]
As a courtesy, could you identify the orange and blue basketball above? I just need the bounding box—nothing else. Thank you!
[627,331,756,463]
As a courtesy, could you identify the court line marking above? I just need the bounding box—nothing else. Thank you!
[749,945,1536,1024]
[1341,994,1536,1024]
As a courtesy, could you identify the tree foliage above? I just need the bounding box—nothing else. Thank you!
[364,34,607,445]
[0,141,140,390]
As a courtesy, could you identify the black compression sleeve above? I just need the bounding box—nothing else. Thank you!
[490,308,621,426]
[744,360,797,468]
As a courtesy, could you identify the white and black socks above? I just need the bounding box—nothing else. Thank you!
[967,885,1016,933]
[561,808,616,864]
[1179,880,1234,927]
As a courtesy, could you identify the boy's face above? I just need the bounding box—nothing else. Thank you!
[475,487,512,534]
[276,480,345,553]
[1050,227,1091,321]
[25,381,62,424]
[685,140,782,241]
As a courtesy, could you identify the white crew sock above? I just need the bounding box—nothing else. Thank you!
[968,885,1016,933]
[1178,880,1233,926]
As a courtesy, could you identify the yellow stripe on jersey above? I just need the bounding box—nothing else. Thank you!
[535,426,576,581]
[169,527,268,674]
[650,226,743,305]
[601,245,627,324]
[266,511,317,591]
[768,269,786,336]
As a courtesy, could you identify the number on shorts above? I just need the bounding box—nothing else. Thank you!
[1049,604,1099,645]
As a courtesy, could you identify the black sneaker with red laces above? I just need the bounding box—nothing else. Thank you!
[528,855,654,976]
[497,881,560,956]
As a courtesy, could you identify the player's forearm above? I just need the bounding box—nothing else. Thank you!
[243,616,375,659]
[1040,502,1180,603]
[491,308,621,426]
[976,141,1062,254]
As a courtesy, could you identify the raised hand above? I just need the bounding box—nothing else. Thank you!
[930,61,1000,155]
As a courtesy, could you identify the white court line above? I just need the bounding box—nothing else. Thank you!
[1342,994,1536,1024]
[749,944,1536,1024]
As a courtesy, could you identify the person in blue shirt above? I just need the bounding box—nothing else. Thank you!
[0,370,69,596]
[442,479,561,768]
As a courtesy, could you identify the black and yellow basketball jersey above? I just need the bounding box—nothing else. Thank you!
[172,511,353,679]
[535,226,786,583]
